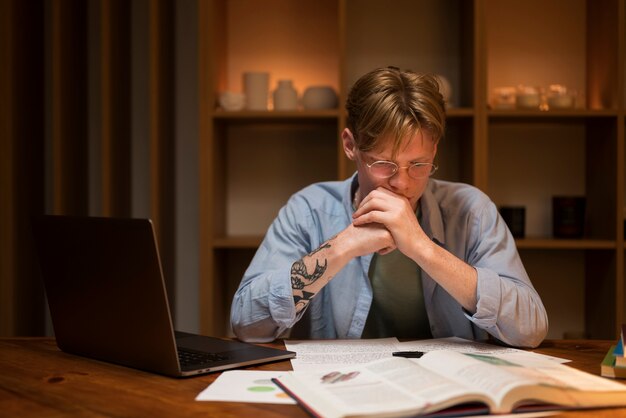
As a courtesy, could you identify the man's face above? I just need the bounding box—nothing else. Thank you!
[343,129,438,211]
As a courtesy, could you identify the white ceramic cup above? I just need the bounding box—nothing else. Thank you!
[243,72,270,110]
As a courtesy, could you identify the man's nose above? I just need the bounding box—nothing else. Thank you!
[388,165,412,188]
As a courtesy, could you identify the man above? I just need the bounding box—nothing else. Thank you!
[231,67,548,348]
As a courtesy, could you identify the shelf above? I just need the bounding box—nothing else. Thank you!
[515,238,617,250]
[213,0,339,102]
[199,0,626,339]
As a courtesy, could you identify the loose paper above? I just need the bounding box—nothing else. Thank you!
[285,337,400,372]
[195,370,296,404]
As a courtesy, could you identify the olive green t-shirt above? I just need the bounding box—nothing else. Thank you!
[361,208,432,339]
[361,249,432,339]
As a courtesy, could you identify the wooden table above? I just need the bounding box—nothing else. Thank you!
[1,338,625,417]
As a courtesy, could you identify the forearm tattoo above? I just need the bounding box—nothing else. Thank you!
[308,242,330,256]
[291,242,331,311]
[291,259,327,289]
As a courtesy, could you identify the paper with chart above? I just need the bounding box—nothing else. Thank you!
[395,337,570,365]
[195,370,296,404]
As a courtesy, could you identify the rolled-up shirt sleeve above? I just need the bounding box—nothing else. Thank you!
[464,199,548,348]
[230,194,314,342]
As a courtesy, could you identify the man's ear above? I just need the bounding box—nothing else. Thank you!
[342,128,357,161]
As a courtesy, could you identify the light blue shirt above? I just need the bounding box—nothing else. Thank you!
[230,174,549,348]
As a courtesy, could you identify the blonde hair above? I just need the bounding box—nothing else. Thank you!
[345,67,446,157]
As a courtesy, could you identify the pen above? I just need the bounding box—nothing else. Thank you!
[392,351,425,358]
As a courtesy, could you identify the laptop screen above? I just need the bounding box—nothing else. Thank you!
[33,216,181,375]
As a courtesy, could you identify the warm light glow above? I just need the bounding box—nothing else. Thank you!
[485,1,586,109]
[223,0,339,101]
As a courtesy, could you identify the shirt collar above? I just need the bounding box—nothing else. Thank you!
[419,180,446,249]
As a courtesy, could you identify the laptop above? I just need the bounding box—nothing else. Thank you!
[32,215,295,377]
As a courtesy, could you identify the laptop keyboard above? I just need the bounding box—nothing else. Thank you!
[178,347,228,367]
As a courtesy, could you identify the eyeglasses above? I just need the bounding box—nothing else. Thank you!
[365,160,438,179]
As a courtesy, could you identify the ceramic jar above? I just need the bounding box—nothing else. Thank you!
[515,85,541,109]
[243,72,270,110]
[273,80,298,110]
[491,87,517,110]
[546,84,575,109]
[302,86,338,110]
[553,196,586,238]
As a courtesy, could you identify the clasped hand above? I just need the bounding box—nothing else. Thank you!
[351,187,426,258]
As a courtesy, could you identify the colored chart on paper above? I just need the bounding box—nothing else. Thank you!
[195,370,296,404]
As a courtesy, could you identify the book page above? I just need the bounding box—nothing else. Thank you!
[360,357,491,410]
[512,360,626,392]
[419,350,542,408]
[277,356,492,417]
[418,350,626,411]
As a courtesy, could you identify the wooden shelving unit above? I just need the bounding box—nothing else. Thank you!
[199,0,626,339]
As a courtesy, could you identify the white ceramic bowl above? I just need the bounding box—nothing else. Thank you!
[219,92,246,111]
[302,86,338,110]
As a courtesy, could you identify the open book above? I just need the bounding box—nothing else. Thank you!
[274,350,626,417]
